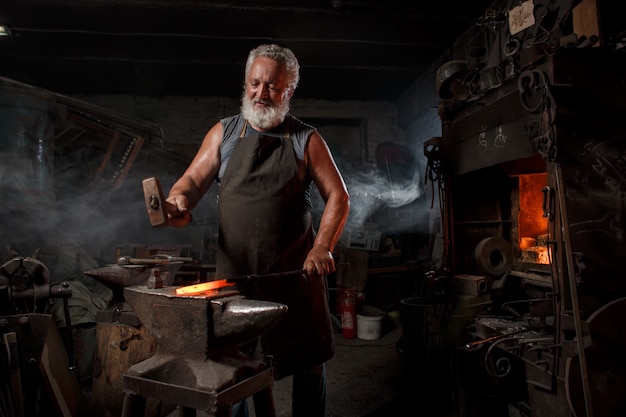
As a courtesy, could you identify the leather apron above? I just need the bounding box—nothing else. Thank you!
[216,121,335,379]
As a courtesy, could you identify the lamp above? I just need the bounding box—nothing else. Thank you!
[0,25,11,37]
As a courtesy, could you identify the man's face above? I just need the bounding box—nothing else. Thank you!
[241,56,292,131]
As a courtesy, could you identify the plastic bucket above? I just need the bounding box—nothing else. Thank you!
[357,305,385,340]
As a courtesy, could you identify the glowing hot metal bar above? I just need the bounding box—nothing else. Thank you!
[175,264,348,296]
[175,279,233,296]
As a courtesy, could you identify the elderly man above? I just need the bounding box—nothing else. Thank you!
[166,44,350,417]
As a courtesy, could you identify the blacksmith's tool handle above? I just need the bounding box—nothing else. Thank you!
[117,256,193,266]
[4,332,25,417]
[225,262,349,282]
[225,269,307,282]
[464,328,530,350]
[63,296,77,371]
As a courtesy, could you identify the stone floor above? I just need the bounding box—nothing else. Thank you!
[169,317,460,417]
[263,325,404,417]
[249,322,459,417]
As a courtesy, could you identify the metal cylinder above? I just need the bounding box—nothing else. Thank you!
[340,290,357,339]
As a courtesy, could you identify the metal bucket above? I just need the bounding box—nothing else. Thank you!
[400,297,448,360]
[399,297,453,406]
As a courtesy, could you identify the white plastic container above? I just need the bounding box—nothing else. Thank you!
[356,305,385,340]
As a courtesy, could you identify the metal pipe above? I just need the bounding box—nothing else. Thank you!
[225,262,350,282]
[555,163,594,417]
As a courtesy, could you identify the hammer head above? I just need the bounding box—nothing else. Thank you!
[142,177,168,227]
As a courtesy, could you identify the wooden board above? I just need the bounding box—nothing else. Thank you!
[90,321,173,417]
[573,0,600,44]
[40,320,90,417]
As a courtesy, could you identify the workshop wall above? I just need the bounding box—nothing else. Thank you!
[75,95,399,160]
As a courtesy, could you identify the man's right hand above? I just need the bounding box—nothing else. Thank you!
[166,195,193,228]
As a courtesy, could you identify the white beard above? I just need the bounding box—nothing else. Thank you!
[240,95,290,131]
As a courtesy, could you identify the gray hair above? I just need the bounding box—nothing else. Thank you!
[244,44,300,91]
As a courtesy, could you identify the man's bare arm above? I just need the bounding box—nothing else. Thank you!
[166,122,223,227]
[304,131,350,276]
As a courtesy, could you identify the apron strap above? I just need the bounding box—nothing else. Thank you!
[239,119,248,138]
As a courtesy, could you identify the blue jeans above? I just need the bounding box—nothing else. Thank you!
[232,400,249,417]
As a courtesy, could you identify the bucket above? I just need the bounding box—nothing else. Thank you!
[400,297,448,360]
[399,297,451,402]
[357,305,385,340]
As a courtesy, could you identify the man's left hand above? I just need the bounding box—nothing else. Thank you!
[304,247,336,277]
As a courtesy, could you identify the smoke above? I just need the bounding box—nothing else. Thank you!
[1,89,430,272]
[347,166,422,226]
[314,145,426,236]
[0,90,196,266]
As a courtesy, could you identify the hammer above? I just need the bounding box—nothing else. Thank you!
[142,177,195,227]
[142,177,171,227]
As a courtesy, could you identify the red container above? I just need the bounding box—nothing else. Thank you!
[339,290,357,339]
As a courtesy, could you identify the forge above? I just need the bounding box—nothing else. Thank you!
[427,47,626,417]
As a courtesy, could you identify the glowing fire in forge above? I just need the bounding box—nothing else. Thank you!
[518,173,550,264]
